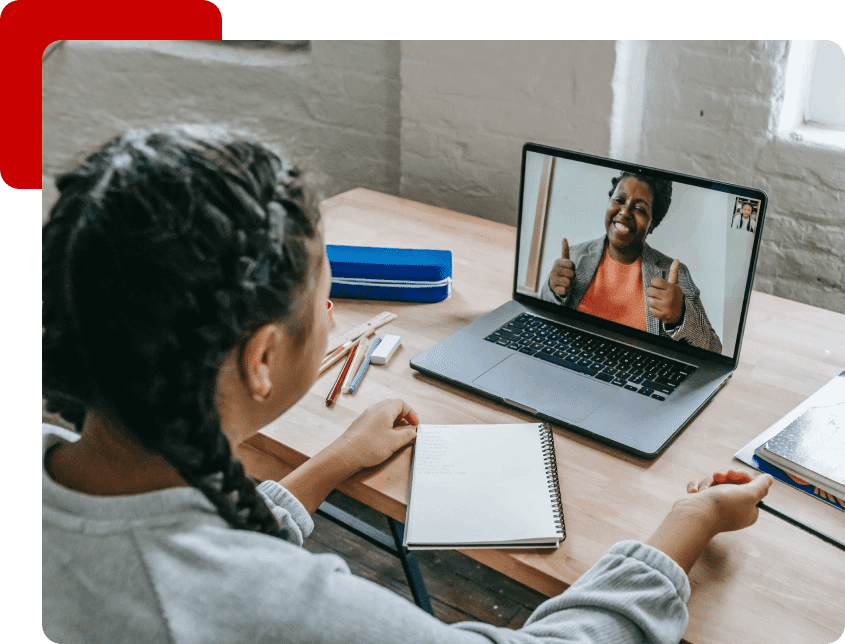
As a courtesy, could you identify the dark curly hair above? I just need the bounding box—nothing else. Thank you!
[42,126,321,538]
[609,171,673,232]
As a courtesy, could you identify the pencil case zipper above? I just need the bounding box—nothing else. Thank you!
[331,276,452,295]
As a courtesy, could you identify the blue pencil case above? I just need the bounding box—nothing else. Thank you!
[326,245,452,303]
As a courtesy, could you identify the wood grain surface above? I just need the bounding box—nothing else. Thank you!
[239,188,845,644]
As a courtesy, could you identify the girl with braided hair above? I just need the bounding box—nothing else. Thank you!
[43,127,772,644]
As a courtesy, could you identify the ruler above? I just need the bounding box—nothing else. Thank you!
[326,311,397,355]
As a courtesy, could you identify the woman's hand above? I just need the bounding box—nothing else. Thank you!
[549,238,576,298]
[329,399,419,471]
[678,470,773,535]
[648,259,685,326]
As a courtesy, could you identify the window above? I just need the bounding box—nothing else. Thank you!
[804,40,845,129]
[777,41,845,148]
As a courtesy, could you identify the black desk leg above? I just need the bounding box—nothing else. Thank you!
[316,501,434,615]
[388,518,434,615]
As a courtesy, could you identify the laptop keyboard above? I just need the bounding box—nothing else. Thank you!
[484,313,695,401]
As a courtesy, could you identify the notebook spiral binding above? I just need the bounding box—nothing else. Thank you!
[540,423,566,540]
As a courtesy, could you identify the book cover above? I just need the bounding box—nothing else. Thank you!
[735,370,845,512]
[755,399,845,498]
[752,455,845,513]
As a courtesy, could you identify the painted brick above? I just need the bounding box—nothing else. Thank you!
[338,73,401,111]
[777,279,845,312]
[42,40,844,314]
[454,131,527,171]
[401,94,476,133]
[685,40,781,57]
[639,41,844,312]
[42,40,402,201]
[311,41,400,77]
[400,41,615,226]
[674,49,779,97]
[676,86,774,133]
[756,139,845,192]
[401,152,517,223]
[761,179,842,226]
[286,124,398,166]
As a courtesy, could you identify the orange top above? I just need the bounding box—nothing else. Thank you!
[576,249,647,331]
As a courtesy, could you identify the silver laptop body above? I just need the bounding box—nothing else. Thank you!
[410,143,767,458]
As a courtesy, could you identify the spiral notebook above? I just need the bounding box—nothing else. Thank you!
[403,423,566,549]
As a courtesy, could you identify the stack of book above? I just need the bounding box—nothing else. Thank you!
[742,371,845,512]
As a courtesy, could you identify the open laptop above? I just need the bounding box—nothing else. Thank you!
[410,143,767,458]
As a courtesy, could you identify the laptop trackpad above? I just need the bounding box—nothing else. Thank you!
[473,354,603,423]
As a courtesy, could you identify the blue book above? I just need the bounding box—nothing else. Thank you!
[752,455,845,512]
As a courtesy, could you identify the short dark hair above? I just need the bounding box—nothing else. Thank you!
[42,126,321,539]
[609,171,673,231]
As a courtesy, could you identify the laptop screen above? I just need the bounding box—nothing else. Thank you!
[515,147,766,360]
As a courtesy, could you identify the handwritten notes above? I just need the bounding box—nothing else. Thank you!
[413,426,467,477]
[404,424,563,548]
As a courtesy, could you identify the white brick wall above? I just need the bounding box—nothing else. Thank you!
[42,40,845,313]
[42,40,401,220]
[399,41,616,225]
[637,41,845,312]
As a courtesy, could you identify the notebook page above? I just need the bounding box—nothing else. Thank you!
[406,424,560,545]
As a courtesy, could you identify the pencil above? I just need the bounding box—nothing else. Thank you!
[319,340,353,375]
[348,335,382,394]
[319,326,379,376]
[326,341,359,407]
[342,338,369,393]
[757,501,845,552]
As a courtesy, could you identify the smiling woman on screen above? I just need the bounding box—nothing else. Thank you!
[540,171,722,353]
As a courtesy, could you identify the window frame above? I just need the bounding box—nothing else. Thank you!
[776,40,845,149]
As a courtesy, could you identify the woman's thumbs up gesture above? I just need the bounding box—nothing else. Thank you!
[648,258,685,325]
[549,238,576,298]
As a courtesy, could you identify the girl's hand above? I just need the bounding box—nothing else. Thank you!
[647,470,773,573]
[678,470,773,535]
[331,399,419,471]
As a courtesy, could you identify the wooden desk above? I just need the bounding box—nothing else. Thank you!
[239,189,845,644]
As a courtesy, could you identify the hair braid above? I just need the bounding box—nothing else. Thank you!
[149,292,291,538]
[42,126,320,538]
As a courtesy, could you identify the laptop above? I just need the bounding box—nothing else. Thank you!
[410,142,767,458]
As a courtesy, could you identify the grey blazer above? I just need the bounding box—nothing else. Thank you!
[540,237,723,353]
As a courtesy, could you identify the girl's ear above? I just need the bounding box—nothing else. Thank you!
[241,325,284,401]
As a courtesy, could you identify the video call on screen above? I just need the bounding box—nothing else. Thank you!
[516,152,760,359]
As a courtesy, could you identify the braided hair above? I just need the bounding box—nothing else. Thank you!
[609,171,673,231]
[42,126,321,538]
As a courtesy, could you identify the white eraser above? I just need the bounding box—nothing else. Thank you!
[371,335,401,365]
